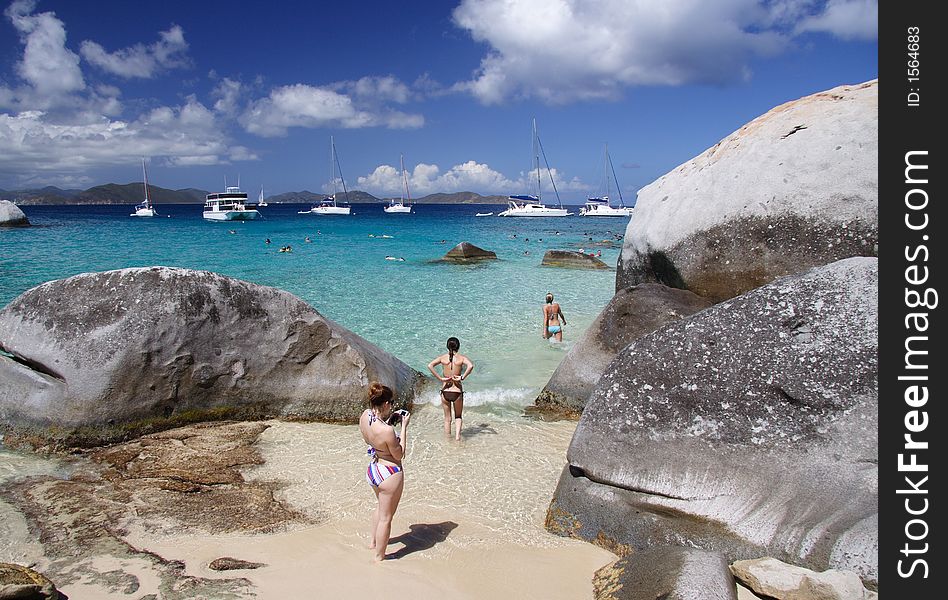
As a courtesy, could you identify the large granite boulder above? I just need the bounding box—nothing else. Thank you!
[617,80,877,302]
[541,250,609,269]
[547,258,878,587]
[0,200,29,227]
[441,241,497,261]
[593,547,737,600]
[0,267,424,446]
[535,284,711,414]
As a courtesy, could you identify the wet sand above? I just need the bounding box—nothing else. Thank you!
[48,405,616,598]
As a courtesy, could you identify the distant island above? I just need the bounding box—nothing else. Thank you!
[0,184,509,206]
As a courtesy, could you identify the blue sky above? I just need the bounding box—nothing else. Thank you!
[0,0,877,201]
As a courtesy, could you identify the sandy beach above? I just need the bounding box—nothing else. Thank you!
[4,404,616,599]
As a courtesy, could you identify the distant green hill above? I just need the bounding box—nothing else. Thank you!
[1,185,510,206]
[77,183,209,205]
[412,191,507,204]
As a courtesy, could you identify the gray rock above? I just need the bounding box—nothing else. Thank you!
[617,81,877,302]
[548,257,878,586]
[541,249,609,269]
[0,267,424,446]
[535,284,712,414]
[731,557,874,600]
[441,241,497,261]
[208,557,267,571]
[0,201,29,227]
[593,547,737,600]
[0,564,58,600]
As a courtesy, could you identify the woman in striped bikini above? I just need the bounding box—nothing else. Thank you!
[359,382,410,561]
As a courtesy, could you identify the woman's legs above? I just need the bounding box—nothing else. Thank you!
[369,486,380,549]
[441,396,452,435]
[453,396,463,441]
[373,471,404,561]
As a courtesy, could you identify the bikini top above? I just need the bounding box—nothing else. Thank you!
[365,410,399,461]
[546,305,560,324]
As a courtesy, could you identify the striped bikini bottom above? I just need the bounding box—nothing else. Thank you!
[367,460,402,487]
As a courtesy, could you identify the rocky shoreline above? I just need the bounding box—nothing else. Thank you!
[0,80,879,599]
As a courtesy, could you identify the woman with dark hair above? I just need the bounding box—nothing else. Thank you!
[359,382,410,561]
[427,337,474,440]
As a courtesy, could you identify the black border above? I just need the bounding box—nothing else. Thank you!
[879,2,943,596]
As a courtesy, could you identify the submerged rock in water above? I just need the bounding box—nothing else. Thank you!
[541,250,608,269]
[548,257,878,587]
[535,283,711,414]
[208,557,267,571]
[617,80,878,301]
[0,421,283,597]
[0,200,30,227]
[441,241,497,261]
[0,267,424,447]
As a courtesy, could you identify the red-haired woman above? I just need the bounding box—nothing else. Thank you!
[359,382,410,561]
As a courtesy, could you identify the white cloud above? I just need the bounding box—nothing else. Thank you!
[212,77,242,115]
[79,24,190,78]
[340,76,411,103]
[0,97,243,187]
[795,0,877,40]
[4,0,84,96]
[356,159,589,196]
[451,0,873,104]
[240,83,424,137]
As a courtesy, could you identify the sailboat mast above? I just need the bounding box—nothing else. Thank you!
[607,148,625,207]
[533,118,541,202]
[141,158,150,205]
[401,155,412,204]
[333,137,350,203]
[330,136,336,203]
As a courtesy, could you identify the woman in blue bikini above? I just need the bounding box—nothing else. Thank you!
[542,292,567,342]
[359,382,410,561]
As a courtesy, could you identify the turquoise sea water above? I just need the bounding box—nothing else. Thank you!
[1,203,627,408]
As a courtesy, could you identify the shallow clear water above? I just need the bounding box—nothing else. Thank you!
[1,202,631,560]
[2,203,627,405]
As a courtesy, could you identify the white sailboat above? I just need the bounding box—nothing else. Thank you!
[299,136,351,215]
[498,118,569,217]
[256,185,268,207]
[581,144,633,217]
[384,155,413,214]
[130,158,157,217]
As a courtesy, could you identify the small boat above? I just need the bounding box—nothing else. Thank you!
[130,158,157,217]
[580,144,633,217]
[203,180,261,221]
[256,185,268,207]
[384,155,413,214]
[300,136,351,215]
[498,118,569,217]
[475,211,493,217]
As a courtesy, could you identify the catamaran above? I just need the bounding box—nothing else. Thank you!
[130,158,157,217]
[203,178,261,221]
[580,144,633,217]
[256,185,268,207]
[384,155,413,214]
[299,136,351,215]
[498,118,569,217]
